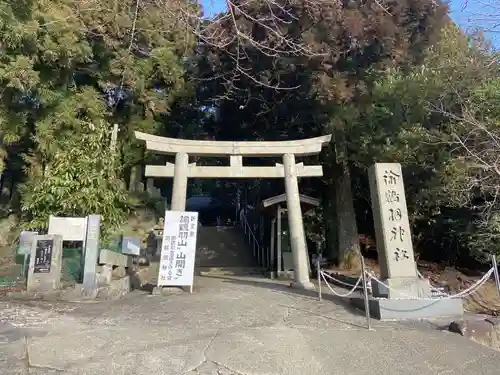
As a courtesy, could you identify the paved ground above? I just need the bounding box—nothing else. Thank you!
[1,275,499,375]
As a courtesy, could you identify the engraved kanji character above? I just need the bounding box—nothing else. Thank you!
[388,208,403,221]
[385,190,400,204]
[383,170,400,185]
[390,226,405,241]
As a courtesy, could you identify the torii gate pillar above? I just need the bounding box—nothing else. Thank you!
[171,152,188,211]
[283,153,314,289]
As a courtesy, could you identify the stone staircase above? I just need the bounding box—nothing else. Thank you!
[195,226,264,276]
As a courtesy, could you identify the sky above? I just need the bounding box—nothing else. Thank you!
[200,0,496,43]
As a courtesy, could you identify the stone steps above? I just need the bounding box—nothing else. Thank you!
[195,226,257,269]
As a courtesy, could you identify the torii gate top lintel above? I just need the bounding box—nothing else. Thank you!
[134,131,332,157]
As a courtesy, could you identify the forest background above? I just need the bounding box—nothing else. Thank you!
[1,0,500,274]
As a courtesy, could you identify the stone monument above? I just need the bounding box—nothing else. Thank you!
[27,234,63,293]
[368,163,430,299]
[82,215,101,295]
[351,163,464,320]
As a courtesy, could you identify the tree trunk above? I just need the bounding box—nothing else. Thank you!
[334,160,361,270]
[331,129,361,270]
[321,148,339,263]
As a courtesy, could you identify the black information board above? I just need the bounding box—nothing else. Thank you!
[34,239,53,274]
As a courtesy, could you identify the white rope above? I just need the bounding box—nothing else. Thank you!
[320,271,363,297]
[321,271,362,289]
[440,268,494,299]
[367,267,494,300]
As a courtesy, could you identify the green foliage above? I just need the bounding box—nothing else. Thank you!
[0,0,195,232]
[1,0,499,270]
[342,23,500,263]
[20,118,130,234]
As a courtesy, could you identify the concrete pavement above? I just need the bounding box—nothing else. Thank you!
[1,275,499,375]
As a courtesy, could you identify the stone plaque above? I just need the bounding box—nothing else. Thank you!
[368,163,417,279]
[33,239,53,274]
[27,235,63,292]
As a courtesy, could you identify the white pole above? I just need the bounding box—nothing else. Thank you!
[491,255,500,298]
[360,255,372,330]
[317,257,322,301]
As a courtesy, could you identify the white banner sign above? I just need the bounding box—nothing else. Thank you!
[48,216,88,242]
[158,211,199,287]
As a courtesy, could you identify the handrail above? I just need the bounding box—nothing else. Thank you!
[240,211,266,268]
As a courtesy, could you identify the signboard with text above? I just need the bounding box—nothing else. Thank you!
[33,239,54,274]
[158,211,199,287]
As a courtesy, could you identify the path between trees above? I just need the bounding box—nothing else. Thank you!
[0,276,499,375]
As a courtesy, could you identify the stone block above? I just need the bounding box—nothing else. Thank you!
[371,277,430,299]
[351,296,464,321]
[112,266,127,279]
[129,266,151,289]
[97,265,113,286]
[98,249,132,268]
[96,276,131,300]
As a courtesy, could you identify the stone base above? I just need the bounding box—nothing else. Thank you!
[351,296,464,321]
[152,286,184,296]
[290,280,316,291]
[6,278,131,302]
[371,277,430,299]
[96,276,130,300]
[278,270,294,279]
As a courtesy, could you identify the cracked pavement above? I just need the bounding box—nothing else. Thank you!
[1,275,500,375]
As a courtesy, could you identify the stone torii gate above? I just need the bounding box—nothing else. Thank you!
[135,131,331,290]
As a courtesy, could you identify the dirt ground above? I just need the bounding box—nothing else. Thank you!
[414,261,500,316]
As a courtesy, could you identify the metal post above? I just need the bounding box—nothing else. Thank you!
[491,255,500,297]
[360,255,372,330]
[317,257,322,301]
[277,207,282,277]
[22,253,28,278]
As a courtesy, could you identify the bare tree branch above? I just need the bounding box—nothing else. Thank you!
[455,0,500,34]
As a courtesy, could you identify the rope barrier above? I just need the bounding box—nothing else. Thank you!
[318,264,494,302]
[367,267,495,300]
[319,271,363,297]
[321,271,361,289]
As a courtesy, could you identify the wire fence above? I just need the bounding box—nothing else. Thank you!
[316,254,500,330]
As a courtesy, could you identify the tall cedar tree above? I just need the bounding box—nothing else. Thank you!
[198,0,448,268]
